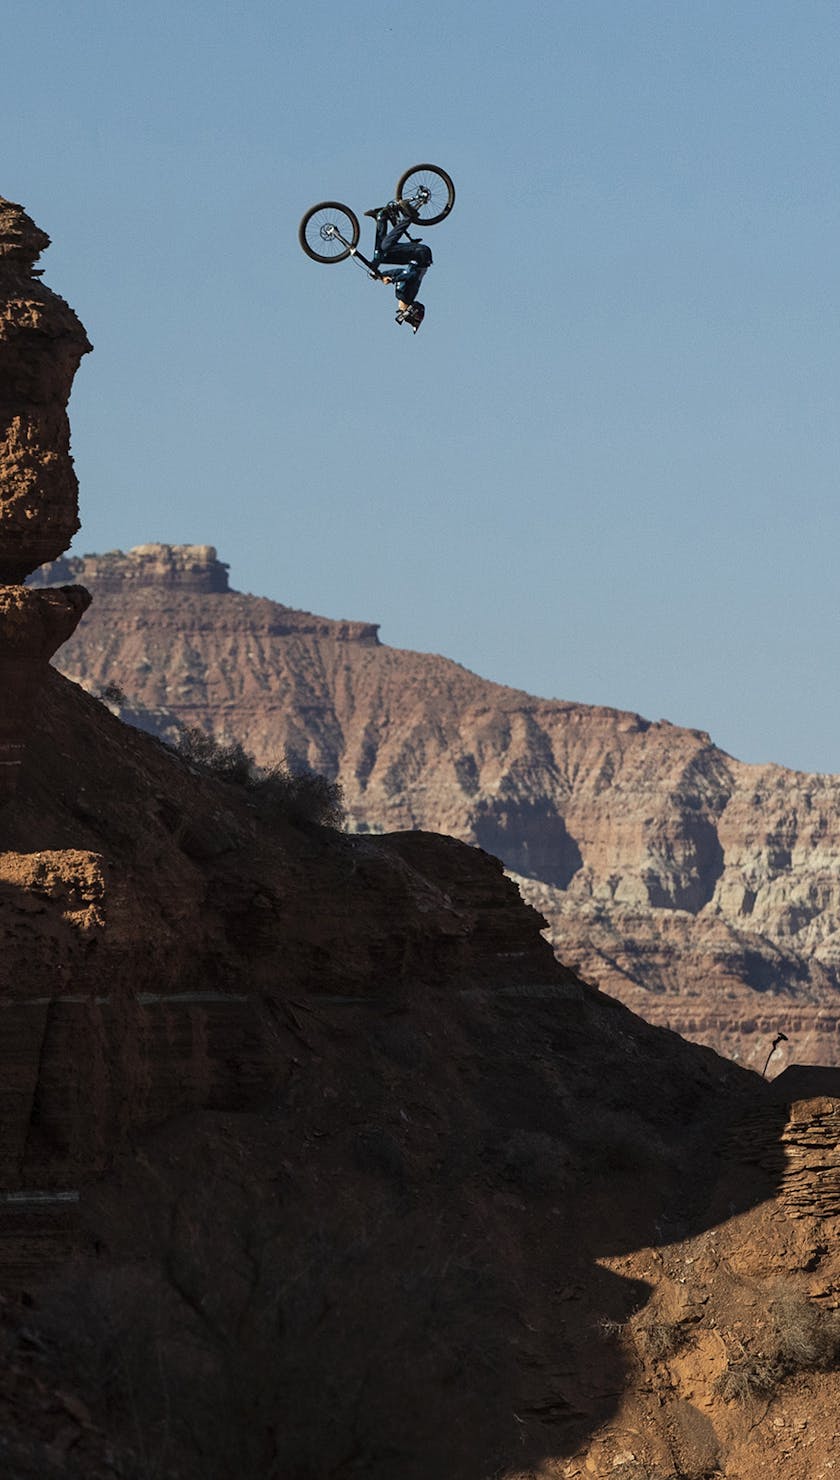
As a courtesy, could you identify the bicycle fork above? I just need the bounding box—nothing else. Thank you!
[322,225,387,281]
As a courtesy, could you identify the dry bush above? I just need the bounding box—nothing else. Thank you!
[608,1463,716,1480]
[642,1319,692,1362]
[172,726,345,829]
[254,761,346,830]
[96,680,129,707]
[714,1355,781,1403]
[771,1287,840,1371]
[174,726,253,785]
[715,1286,840,1403]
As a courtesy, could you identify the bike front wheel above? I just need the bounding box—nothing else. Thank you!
[395,165,455,226]
[299,202,361,263]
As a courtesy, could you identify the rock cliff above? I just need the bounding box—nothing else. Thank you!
[0,195,91,802]
[41,548,840,1070]
[3,678,840,1479]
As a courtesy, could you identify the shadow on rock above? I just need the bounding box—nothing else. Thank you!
[25,973,790,1480]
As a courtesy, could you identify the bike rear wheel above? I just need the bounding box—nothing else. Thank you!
[299,202,360,262]
[395,165,455,226]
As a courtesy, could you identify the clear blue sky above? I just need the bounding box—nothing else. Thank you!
[5,1,839,772]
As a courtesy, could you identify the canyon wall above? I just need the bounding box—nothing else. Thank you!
[37,547,840,1069]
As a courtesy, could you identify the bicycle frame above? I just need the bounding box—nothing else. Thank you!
[321,206,420,281]
[299,169,452,274]
[322,227,383,279]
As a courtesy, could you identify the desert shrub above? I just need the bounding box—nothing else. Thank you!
[715,1287,840,1403]
[714,1355,781,1403]
[172,726,345,829]
[252,761,345,830]
[771,1287,840,1371]
[642,1319,692,1362]
[607,1463,712,1480]
[174,726,253,785]
[97,680,128,707]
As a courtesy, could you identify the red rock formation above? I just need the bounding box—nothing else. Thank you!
[42,550,840,1069]
[0,196,91,579]
[0,669,566,1192]
[0,661,839,1480]
[0,195,92,800]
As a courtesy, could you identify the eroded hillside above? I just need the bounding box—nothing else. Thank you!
[38,546,840,1070]
[3,673,840,1479]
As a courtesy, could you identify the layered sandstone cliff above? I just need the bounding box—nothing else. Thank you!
[3,674,840,1480]
[38,548,840,1069]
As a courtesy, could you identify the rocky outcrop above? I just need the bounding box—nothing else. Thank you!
[44,551,840,1069]
[1,662,840,1480]
[0,668,567,1197]
[0,195,91,801]
[0,197,91,580]
[34,543,232,594]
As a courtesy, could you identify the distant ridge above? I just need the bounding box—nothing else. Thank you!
[46,544,840,1070]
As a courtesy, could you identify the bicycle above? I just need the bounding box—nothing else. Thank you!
[298,164,455,275]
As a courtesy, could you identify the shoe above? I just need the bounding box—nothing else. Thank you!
[405,302,425,332]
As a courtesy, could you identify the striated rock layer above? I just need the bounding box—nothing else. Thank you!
[0,669,565,1191]
[6,667,840,1480]
[38,546,840,1069]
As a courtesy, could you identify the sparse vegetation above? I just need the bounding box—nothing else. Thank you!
[715,1286,840,1402]
[641,1318,692,1362]
[713,1355,781,1404]
[174,726,253,785]
[771,1286,840,1371]
[608,1463,720,1480]
[96,680,128,707]
[172,725,345,829]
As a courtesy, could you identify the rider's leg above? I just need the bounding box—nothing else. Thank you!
[370,206,410,265]
[376,243,432,304]
[374,211,392,257]
[393,246,432,308]
[378,221,411,257]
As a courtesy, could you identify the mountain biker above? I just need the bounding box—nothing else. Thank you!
[365,202,432,332]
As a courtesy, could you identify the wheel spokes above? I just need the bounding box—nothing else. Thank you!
[401,172,448,220]
[304,208,352,258]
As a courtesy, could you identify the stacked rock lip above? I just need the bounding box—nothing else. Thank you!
[0,196,93,583]
[0,192,92,802]
[0,195,51,270]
